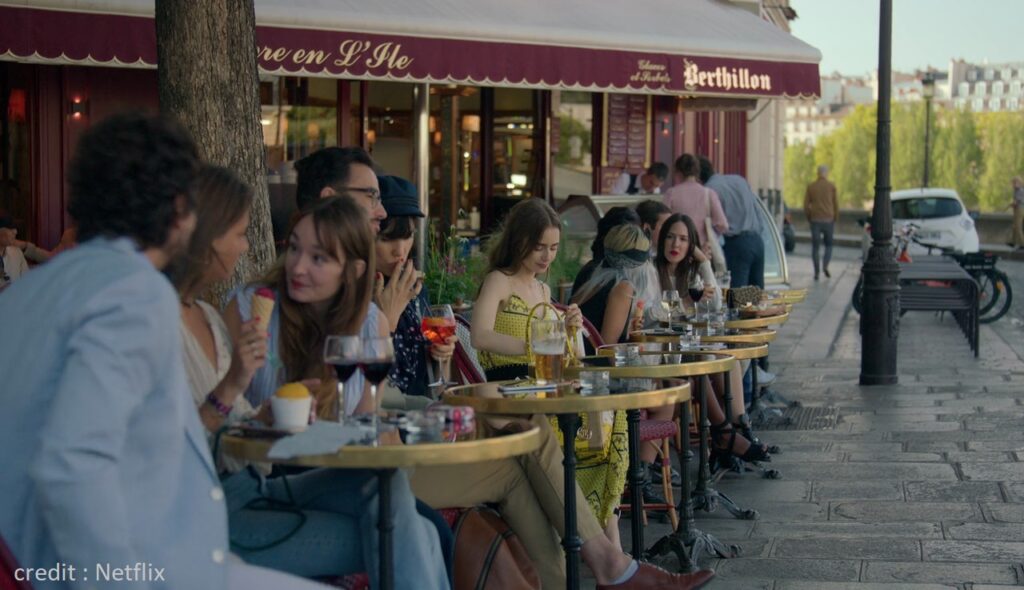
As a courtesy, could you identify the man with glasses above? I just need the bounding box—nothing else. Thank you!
[294,147,387,233]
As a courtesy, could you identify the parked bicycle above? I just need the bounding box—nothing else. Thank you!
[852,220,1013,323]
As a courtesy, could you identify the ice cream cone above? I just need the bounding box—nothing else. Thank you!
[252,287,275,332]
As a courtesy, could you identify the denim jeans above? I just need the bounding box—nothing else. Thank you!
[223,467,449,590]
[723,231,765,288]
[810,221,835,275]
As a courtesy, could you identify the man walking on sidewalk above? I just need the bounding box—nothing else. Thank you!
[699,156,764,288]
[804,165,839,280]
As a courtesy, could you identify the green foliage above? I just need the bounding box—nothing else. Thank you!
[422,224,486,306]
[783,142,816,208]
[784,102,1022,212]
[932,107,982,208]
[976,111,1024,211]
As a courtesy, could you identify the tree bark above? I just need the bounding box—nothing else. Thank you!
[156,0,273,303]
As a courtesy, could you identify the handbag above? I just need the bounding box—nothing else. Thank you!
[703,189,728,274]
[453,507,541,590]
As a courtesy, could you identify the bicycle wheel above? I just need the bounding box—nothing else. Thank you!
[975,269,1001,315]
[979,270,1012,324]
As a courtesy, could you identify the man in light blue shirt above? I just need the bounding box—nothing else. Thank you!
[0,114,328,590]
[699,156,765,288]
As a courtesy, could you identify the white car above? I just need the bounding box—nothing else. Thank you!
[890,188,980,254]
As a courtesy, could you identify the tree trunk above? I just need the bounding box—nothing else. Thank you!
[156,0,274,304]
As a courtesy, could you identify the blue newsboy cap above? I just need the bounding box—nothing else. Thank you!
[377,175,424,218]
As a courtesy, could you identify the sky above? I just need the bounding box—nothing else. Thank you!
[789,0,1024,77]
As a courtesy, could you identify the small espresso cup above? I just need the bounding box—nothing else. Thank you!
[272,396,313,431]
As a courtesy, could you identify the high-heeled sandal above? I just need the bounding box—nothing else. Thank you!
[710,422,771,463]
[735,422,781,455]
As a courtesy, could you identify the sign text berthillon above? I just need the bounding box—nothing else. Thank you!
[682,59,772,92]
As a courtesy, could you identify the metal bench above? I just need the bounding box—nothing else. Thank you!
[898,257,980,357]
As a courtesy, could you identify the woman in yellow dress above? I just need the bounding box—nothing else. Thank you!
[472,198,629,544]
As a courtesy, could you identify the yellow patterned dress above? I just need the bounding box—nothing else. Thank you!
[478,294,628,526]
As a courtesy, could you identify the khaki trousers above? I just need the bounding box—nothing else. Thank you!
[410,416,605,590]
[1013,204,1024,248]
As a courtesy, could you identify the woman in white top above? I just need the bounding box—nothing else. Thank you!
[171,168,447,589]
[654,213,771,464]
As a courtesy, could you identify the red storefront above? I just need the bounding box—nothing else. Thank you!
[0,0,820,248]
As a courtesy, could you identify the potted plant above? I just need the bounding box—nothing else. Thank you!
[423,224,485,311]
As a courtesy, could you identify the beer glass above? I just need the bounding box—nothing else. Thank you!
[530,318,566,385]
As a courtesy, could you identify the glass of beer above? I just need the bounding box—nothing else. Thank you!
[530,319,566,385]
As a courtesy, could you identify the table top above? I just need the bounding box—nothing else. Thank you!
[220,424,543,469]
[571,350,736,377]
[766,288,808,303]
[444,380,689,415]
[630,327,777,345]
[598,341,768,361]
[688,311,790,329]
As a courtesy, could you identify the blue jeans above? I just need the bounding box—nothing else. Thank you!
[223,468,449,590]
[723,231,765,288]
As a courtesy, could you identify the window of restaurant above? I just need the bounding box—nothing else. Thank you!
[490,88,542,224]
[0,63,32,241]
[428,85,481,231]
[552,90,593,203]
[366,81,415,181]
[260,76,339,181]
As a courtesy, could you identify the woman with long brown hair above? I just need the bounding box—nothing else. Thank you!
[226,196,380,414]
[178,180,447,589]
[653,213,771,464]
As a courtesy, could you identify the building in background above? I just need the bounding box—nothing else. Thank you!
[0,0,820,248]
[948,59,1024,113]
[784,74,873,146]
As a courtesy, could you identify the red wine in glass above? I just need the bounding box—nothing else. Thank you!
[360,361,394,385]
[689,287,704,302]
[330,361,359,383]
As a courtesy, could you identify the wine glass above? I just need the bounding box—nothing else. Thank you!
[688,275,705,305]
[323,335,361,421]
[421,304,456,393]
[359,337,395,443]
[660,289,682,332]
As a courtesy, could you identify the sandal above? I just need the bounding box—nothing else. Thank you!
[710,422,771,463]
[735,422,781,455]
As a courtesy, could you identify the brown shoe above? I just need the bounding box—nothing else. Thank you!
[596,563,715,590]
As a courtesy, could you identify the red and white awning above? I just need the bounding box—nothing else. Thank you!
[0,0,821,98]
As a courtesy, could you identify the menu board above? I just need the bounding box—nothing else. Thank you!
[602,94,651,169]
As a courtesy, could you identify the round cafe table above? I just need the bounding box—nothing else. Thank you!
[444,380,687,590]
[221,423,542,590]
[698,311,790,330]
[570,351,754,572]
[631,327,778,345]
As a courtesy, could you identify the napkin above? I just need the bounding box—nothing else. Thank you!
[267,421,367,459]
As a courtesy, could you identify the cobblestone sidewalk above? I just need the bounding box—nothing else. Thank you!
[618,244,1024,590]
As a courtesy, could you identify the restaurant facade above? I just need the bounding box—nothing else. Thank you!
[0,0,820,249]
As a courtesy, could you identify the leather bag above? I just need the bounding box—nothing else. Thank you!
[453,507,541,590]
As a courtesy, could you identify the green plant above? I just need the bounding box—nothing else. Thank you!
[423,224,485,306]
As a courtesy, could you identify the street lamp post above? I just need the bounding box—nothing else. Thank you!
[860,0,900,386]
[921,71,935,188]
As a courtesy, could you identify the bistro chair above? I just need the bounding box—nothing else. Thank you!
[453,314,486,385]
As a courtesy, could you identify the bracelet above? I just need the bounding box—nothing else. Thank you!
[205,392,233,417]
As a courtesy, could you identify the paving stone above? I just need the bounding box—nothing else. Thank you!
[922,540,1024,562]
[842,413,944,424]
[894,431,1024,442]
[753,522,943,539]
[699,501,827,523]
[813,481,905,501]
[945,451,1012,462]
[831,501,982,523]
[961,462,1024,481]
[848,452,943,463]
[905,442,963,452]
[701,574,772,590]
[904,481,1004,502]
[773,537,921,560]
[711,481,810,504]
[714,558,861,582]
[849,421,965,433]
[940,398,1020,409]
[830,442,906,452]
[985,503,1024,523]
[776,583,955,590]
[759,451,844,463]
[968,440,1024,452]
[943,522,1024,541]
[780,463,958,482]
[1005,482,1024,502]
[862,561,1019,585]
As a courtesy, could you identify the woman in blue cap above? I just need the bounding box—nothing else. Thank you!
[374,174,457,398]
